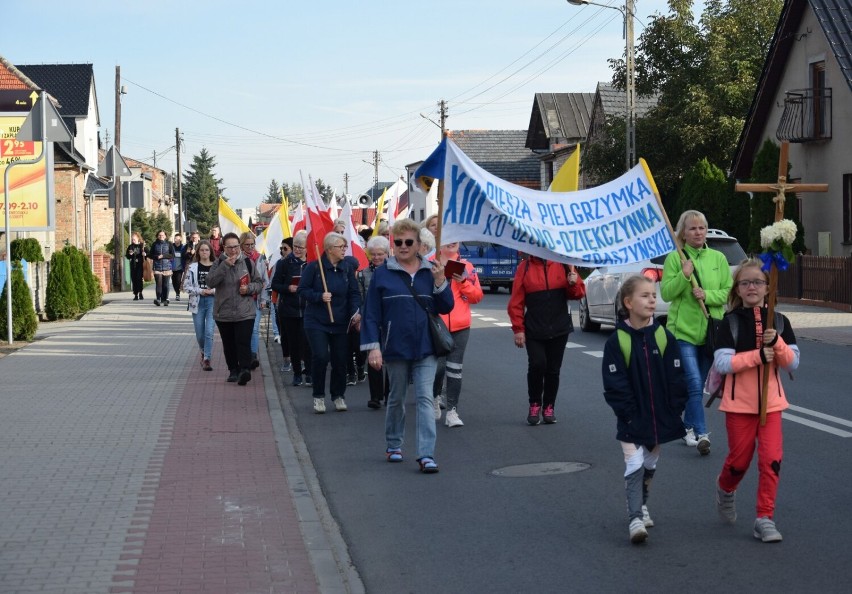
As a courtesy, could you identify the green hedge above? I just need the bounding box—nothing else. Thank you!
[10,238,44,262]
[0,265,38,341]
[45,251,79,321]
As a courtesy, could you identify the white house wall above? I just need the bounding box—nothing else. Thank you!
[755,8,852,257]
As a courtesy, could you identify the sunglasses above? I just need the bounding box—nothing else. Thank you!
[394,238,416,247]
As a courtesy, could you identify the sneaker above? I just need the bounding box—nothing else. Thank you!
[697,433,711,455]
[175,295,181,301]
[237,369,251,385]
[154,300,161,306]
[357,367,367,383]
[304,375,312,387]
[202,359,213,371]
[250,354,260,370]
[542,404,557,424]
[292,374,303,387]
[641,505,654,528]
[313,398,326,414]
[753,517,783,543]
[164,300,170,306]
[280,359,292,372]
[386,448,403,463]
[629,518,648,543]
[445,407,464,427]
[226,371,239,383]
[716,483,737,524]
[527,403,542,426]
[682,428,698,447]
[346,373,356,386]
[436,394,446,410]
[273,335,281,344]
[433,396,442,420]
[367,399,381,409]
[333,397,347,412]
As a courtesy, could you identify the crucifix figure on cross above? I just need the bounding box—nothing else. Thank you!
[734,140,827,423]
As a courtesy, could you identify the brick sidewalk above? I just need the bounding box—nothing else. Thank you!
[0,294,351,593]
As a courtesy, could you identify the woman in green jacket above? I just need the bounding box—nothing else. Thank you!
[661,210,732,456]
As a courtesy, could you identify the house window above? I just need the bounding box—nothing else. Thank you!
[843,174,852,243]
[811,61,827,138]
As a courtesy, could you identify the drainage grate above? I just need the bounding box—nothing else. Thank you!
[490,462,591,478]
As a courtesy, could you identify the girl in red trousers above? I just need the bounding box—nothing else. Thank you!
[508,256,585,425]
[712,258,800,542]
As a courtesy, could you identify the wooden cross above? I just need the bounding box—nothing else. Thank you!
[734,141,828,424]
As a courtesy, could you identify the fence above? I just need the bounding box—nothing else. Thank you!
[777,255,852,309]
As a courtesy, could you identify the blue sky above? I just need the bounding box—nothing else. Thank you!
[4,0,692,210]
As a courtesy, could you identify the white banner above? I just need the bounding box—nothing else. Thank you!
[416,138,675,267]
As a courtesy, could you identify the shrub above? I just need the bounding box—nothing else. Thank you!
[78,250,102,309]
[10,238,44,262]
[0,265,38,341]
[45,251,79,320]
[63,246,90,312]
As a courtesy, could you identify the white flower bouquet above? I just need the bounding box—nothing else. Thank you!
[759,219,797,271]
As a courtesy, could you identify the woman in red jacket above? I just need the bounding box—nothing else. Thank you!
[432,241,483,427]
[508,256,585,425]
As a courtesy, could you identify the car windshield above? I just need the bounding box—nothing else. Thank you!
[707,238,748,266]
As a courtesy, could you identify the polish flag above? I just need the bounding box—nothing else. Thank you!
[291,202,306,235]
[300,171,334,262]
[341,200,369,270]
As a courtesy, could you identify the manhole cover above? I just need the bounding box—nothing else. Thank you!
[490,461,591,477]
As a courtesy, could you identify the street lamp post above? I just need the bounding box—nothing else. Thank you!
[567,0,636,171]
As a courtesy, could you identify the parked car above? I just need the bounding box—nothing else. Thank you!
[457,241,520,293]
[578,229,748,331]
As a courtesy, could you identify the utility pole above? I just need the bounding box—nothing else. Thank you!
[372,150,379,201]
[114,65,124,290]
[343,173,349,195]
[176,128,183,236]
[438,99,448,134]
[625,0,636,170]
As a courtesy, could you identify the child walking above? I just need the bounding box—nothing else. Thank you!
[602,276,688,543]
[712,258,799,542]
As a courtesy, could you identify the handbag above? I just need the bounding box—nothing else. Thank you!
[690,259,722,359]
[405,278,454,357]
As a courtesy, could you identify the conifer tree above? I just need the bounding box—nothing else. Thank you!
[183,148,223,235]
[45,251,79,321]
[0,266,38,342]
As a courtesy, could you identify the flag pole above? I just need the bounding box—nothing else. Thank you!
[314,245,334,322]
[434,132,447,249]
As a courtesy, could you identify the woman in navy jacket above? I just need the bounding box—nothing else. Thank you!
[298,232,361,413]
[360,219,454,473]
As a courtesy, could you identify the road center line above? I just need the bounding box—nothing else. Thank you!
[786,404,852,428]
[782,413,852,437]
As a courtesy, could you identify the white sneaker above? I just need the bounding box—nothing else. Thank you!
[333,397,347,412]
[436,394,446,410]
[629,518,648,544]
[273,335,281,344]
[682,428,698,447]
[313,398,326,414]
[445,407,464,427]
[753,516,783,542]
[697,433,711,456]
[641,505,654,528]
[433,396,442,420]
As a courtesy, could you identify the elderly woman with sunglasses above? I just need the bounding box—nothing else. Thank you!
[360,219,454,474]
[298,232,362,414]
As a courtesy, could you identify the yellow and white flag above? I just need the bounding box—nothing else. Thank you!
[548,145,581,192]
[218,197,250,237]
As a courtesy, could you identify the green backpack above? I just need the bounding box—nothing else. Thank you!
[616,325,668,368]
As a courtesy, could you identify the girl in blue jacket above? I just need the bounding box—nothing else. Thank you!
[602,275,688,544]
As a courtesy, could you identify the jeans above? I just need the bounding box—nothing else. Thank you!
[678,340,711,435]
[250,305,262,355]
[283,315,311,376]
[433,327,471,409]
[154,272,170,302]
[305,328,348,399]
[192,295,215,360]
[385,356,438,460]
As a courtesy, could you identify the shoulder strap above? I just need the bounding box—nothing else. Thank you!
[617,325,667,369]
[244,256,253,277]
[404,272,431,314]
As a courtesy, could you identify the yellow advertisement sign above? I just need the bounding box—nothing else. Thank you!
[1,114,51,229]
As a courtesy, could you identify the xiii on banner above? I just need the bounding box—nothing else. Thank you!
[415,137,675,267]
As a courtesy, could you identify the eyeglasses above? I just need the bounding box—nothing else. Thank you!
[394,238,416,247]
[737,279,768,288]
[224,244,241,250]
[242,243,255,248]
[293,245,306,250]
[331,244,347,249]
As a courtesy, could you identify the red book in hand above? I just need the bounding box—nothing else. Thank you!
[443,259,466,280]
[290,275,301,287]
[239,273,250,287]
